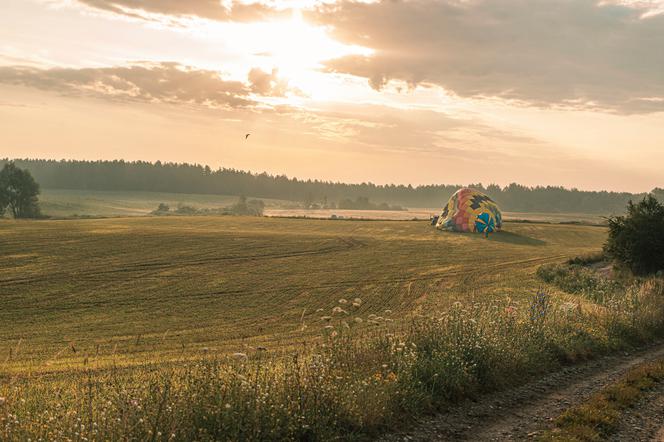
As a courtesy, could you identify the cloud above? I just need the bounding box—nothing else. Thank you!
[75,0,290,22]
[291,102,561,164]
[248,67,289,96]
[310,0,664,113]
[0,62,293,109]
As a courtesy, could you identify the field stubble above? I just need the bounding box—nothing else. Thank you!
[1,216,605,371]
[5,216,648,441]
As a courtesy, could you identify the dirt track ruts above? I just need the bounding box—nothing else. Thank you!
[381,341,664,441]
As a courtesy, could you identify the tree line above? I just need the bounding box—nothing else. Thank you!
[4,158,662,214]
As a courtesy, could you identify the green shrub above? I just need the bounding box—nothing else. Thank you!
[536,264,621,303]
[567,252,605,266]
[605,195,664,275]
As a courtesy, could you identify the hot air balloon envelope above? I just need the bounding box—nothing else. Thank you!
[435,188,502,235]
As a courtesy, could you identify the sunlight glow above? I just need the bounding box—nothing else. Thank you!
[190,10,372,95]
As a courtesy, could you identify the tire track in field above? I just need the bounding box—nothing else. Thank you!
[24,254,566,311]
[0,236,367,288]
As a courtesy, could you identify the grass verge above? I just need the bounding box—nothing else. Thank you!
[539,358,664,441]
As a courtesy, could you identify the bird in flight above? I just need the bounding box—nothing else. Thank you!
[245,133,251,140]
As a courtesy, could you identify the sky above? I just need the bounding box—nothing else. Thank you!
[1,0,663,192]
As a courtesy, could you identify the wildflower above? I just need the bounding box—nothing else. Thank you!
[330,331,338,338]
[529,290,550,322]
[386,372,398,382]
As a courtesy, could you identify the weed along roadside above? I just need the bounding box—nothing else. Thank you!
[2,276,664,440]
[539,358,664,441]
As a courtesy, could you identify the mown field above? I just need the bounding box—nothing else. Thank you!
[1,216,606,373]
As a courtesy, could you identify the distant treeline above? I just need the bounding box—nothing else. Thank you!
[5,159,662,214]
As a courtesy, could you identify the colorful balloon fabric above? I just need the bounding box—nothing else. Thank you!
[435,188,502,235]
[475,212,496,237]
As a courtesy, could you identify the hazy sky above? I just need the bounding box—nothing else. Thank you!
[1,0,663,192]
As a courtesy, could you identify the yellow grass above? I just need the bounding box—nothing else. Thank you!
[1,216,606,373]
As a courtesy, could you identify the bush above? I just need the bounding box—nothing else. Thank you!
[536,263,622,303]
[151,203,171,215]
[605,195,664,275]
[567,252,605,266]
[226,196,265,216]
[175,204,198,215]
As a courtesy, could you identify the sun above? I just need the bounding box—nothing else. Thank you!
[192,9,372,97]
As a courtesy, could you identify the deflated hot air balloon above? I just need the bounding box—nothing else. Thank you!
[435,188,502,237]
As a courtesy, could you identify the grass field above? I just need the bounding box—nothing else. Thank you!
[1,216,606,372]
[7,216,664,441]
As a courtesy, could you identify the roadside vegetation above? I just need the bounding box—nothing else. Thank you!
[2,275,664,440]
[539,358,664,441]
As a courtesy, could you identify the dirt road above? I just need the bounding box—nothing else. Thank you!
[381,341,664,441]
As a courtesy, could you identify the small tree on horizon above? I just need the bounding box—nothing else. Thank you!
[0,162,42,219]
[604,194,664,275]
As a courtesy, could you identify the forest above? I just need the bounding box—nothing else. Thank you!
[4,159,661,213]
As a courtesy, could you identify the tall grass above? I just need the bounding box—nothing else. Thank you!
[2,279,664,441]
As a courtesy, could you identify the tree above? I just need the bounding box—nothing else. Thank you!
[0,162,41,219]
[604,194,664,275]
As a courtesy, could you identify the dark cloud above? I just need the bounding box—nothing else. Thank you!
[310,0,664,113]
[0,62,291,109]
[76,0,289,22]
